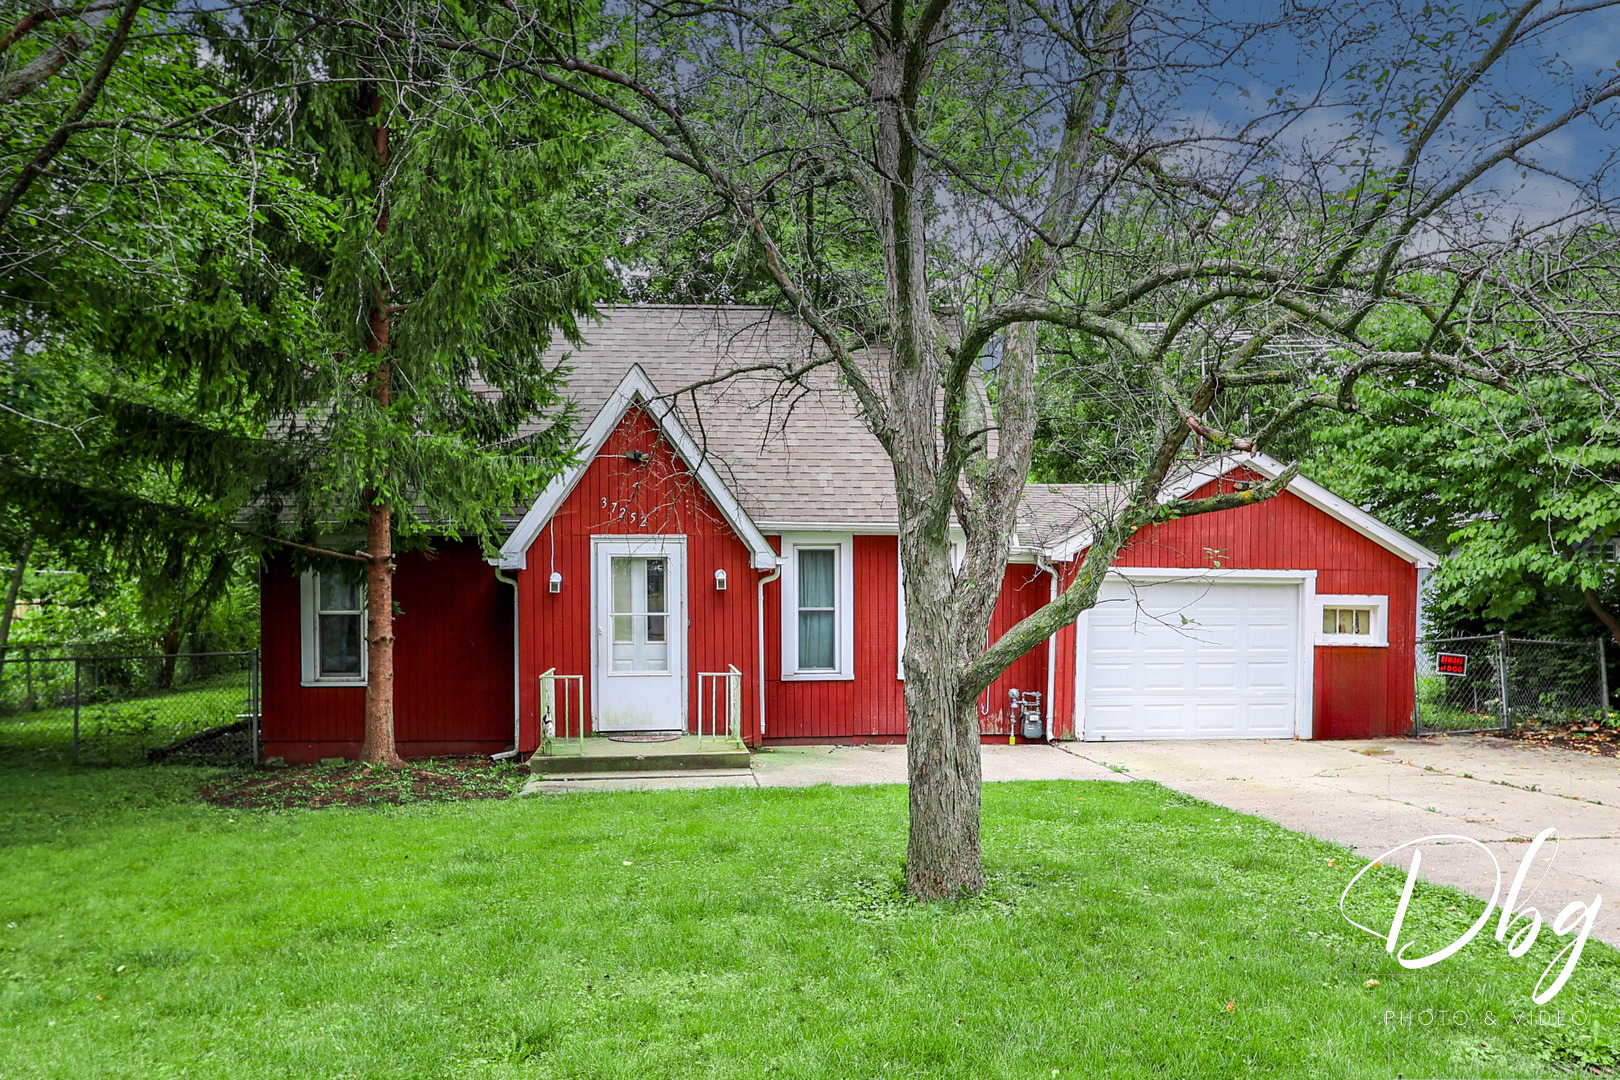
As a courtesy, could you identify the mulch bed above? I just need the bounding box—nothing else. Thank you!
[1503,723,1620,758]
[200,756,528,810]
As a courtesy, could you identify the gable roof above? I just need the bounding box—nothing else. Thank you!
[1030,452,1441,568]
[503,306,899,533]
[495,365,779,570]
[496,307,1438,571]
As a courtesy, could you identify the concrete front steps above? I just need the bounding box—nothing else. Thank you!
[527,734,750,776]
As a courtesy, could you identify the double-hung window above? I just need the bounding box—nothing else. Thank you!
[301,571,368,684]
[780,534,854,680]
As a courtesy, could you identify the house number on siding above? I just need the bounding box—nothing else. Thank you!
[601,497,644,525]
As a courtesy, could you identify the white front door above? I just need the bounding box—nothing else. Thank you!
[594,537,685,731]
[1083,578,1302,740]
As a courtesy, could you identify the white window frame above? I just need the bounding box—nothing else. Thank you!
[780,533,855,681]
[1315,594,1389,647]
[300,571,369,686]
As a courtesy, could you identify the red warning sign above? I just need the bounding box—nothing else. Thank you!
[1437,652,1468,677]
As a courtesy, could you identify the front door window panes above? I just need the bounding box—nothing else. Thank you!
[610,557,670,672]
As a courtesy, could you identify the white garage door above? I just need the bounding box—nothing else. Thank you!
[1083,578,1300,740]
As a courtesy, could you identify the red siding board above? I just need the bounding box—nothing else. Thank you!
[515,406,761,751]
[980,564,1054,737]
[260,540,513,762]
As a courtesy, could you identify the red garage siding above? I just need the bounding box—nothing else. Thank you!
[260,541,513,762]
[980,563,1054,739]
[514,405,761,751]
[1110,472,1418,738]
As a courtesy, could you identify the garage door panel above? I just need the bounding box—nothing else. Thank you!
[1195,661,1237,690]
[1084,580,1301,741]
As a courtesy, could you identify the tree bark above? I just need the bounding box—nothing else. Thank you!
[360,476,401,766]
[357,83,403,767]
[0,527,36,685]
[1584,588,1620,650]
[904,649,985,897]
[155,624,180,689]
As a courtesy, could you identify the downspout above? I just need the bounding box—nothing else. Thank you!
[1037,554,1059,742]
[756,559,783,739]
[494,567,520,758]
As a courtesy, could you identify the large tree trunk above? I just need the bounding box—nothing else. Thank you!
[360,479,401,766]
[155,625,181,689]
[1585,588,1620,650]
[904,665,985,897]
[0,526,36,684]
[356,86,403,767]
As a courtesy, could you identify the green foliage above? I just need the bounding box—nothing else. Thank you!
[209,1,612,555]
[1305,376,1618,635]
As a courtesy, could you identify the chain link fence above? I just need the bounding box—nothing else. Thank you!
[1414,633,1609,735]
[0,648,259,764]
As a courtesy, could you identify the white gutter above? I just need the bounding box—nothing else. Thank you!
[1037,555,1059,742]
[494,567,520,754]
[756,559,783,737]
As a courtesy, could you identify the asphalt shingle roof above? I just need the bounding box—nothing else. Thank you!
[528,306,898,529]
[520,305,1123,546]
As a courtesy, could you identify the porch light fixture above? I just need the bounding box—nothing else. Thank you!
[549,571,562,594]
[714,569,728,591]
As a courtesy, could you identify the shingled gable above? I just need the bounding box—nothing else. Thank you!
[492,364,779,570]
[1025,451,1441,567]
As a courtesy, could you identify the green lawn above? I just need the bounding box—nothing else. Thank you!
[2,764,1617,1079]
[0,672,253,763]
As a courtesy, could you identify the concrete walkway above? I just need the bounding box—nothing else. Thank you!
[521,741,1124,794]
[1062,735,1620,946]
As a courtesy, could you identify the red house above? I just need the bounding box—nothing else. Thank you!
[260,306,1439,763]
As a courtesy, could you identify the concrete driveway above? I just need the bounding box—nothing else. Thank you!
[1062,735,1620,946]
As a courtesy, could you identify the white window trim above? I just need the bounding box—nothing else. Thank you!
[1316,594,1389,647]
[780,533,855,681]
[299,571,368,687]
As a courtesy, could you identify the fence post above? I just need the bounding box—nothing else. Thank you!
[250,648,261,766]
[1600,637,1610,717]
[1412,640,1424,735]
[24,645,34,711]
[72,658,80,764]
[1496,631,1512,731]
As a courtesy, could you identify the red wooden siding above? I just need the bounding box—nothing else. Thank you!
[763,535,908,740]
[980,563,1054,738]
[514,406,761,750]
[260,541,514,762]
[1109,472,1418,738]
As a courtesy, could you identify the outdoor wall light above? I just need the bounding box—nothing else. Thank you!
[714,569,728,591]
[549,571,563,594]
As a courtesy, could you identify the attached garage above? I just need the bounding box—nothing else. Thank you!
[1079,573,1311,740]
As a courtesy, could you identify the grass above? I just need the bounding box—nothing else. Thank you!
[0,672,252,763]
[2,763,1618,1079]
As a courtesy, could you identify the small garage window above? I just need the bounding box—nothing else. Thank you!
[1316,595,1387,647]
